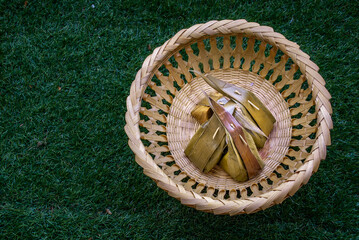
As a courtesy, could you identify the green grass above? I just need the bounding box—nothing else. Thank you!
[1,0,358,239]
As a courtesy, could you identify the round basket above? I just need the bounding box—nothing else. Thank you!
[125,19,332,215]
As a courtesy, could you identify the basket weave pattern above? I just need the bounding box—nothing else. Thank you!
[125,20,332,215]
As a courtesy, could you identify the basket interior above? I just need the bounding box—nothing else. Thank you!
[138,35,317,200]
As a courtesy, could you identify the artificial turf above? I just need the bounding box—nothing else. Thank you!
[1,0,358,239]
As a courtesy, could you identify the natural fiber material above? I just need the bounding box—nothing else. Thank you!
[184,115,226,172]
[191,105,212,125]
[220,133,248,182]
[208,96,263,178]
[125,19,332,215]
[186,95,239,173]
[196,71,275,136]
[235,103,267,148]
[190,93,234,125]
[188,93,264,178]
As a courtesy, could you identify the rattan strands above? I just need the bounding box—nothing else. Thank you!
[125,19,332,215]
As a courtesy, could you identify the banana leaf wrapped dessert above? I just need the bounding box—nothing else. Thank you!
[194,71,275,137]
[185,95,235,173]
[184,114,226,172]
[185,73,276,181]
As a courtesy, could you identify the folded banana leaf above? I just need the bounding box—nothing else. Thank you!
[187,78,270,180]
[191,105,213,125]
[191,92,224,124]
[219,133,248,182]
[188,94,242,173]
[197,92,223,106]
[243,129,264,168]
[223,100,236,115]
[207,95,264,178]
[184,115,226,172]
[203,136,226,173]
[234,104,267,148]
[193,71,275,136]
[219,127,264,181]
[191,96,237,124]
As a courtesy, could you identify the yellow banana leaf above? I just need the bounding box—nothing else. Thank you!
[191,105,213,125]
[184,115,226,171]
[219,128,264,182]
[203,136,226,173]
[193,71,275,136]
[219,133,248,182]
[234,104,267,148]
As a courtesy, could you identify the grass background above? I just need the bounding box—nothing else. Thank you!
[1,0,358,239]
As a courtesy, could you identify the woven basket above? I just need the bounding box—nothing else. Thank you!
[125,20,332,215]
